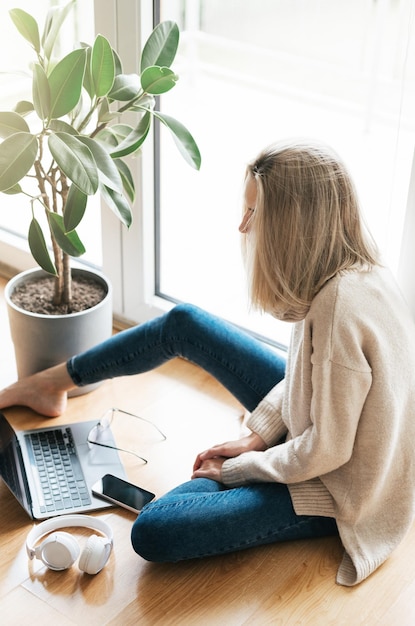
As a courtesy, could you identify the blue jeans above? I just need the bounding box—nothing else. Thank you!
[131,479,338,562]
[67,304,338,561]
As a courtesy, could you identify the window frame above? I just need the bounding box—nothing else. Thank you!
[92,0,172,326]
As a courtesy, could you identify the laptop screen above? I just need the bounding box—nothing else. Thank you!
[0,412,28,510]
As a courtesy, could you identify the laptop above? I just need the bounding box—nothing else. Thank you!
[0,411,127,520]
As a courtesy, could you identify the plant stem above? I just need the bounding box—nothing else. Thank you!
[63,252,71,305]
[34,146,64,305]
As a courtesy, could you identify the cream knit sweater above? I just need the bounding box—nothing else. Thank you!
[221,266,415,586]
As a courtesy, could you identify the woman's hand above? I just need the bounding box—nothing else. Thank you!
[192,431,267,481]
[191,456,226,481]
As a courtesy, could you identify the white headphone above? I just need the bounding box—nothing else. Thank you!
[26,515,113,575]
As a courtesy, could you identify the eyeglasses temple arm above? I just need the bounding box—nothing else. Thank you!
[87,438,148,464]
[110,407,167,440]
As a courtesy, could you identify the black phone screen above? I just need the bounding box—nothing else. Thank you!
[97,474,155,511]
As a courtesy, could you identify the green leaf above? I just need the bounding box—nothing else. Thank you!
[95,124,134,147]
[28,218,57,275]
[0,112,30,139]
[81,45,93,100]
[70,90,87,127]
[110,112,151,158]
[48,212,86,257]
[141,66,178,95]
[129,94,156,112]
[2,183,22,195]
[104,124,134,143]
[92,35,115,97]
[153,112,201,170]
[14,101,34,116]
[94,128,119,147]
[112,49,123,75]
[63,184,88,231]
[42,0,76,60]
[48,132,99,195]
[0,132,38,191]
[48,119,77,135]
[108,74,140,102]
[32,64,50,121]
[140,21,179,72]
[78,137,122,193]
[114,159,135,203]
[49,48,87,119]
[100,185,132,228]
[9,8,40,53]
[97,98,118,124]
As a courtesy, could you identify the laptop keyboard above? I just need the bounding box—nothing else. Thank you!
[25,427,91,514]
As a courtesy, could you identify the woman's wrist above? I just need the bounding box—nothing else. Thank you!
[247,431,267,451]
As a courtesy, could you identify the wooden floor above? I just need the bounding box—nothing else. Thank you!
[1,275,415,625]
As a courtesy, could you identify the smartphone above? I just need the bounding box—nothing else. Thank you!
[92,474,155,514]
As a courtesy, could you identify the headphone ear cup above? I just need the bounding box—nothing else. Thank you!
[78,534,112,575]
[37,531,80,571]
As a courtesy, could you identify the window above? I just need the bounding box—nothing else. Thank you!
[156,0,415,346]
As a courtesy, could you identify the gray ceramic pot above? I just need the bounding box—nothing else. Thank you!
[5,267,113,396]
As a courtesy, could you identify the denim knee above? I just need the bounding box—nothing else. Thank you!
[164,302,203,334]
[131,479,224,561]
[131,508,173,562]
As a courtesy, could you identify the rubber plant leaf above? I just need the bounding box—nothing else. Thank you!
[82,45,94,100]
[0,112,30,138]
[129,94,155,112]
[9,8,40,53]
[110,112,151,158]
[91,34,115,97]
[97,98,118,124]
[0,132,38,192]
[108,73,141,102]
[94,128,119,147]
[63,185,88,232]
[42,0,76,60]
[48,120,78,135]
[112,48,123,75]
[14,101,34,115]
[28,218,57,275]
[48,212,86,257]
[2,184,23,195]
[140,21,179,72]
[33,64,51,121]
[94,123,134,147]
[140,66,178,95]
[48,48,87,119]
[114,159,135,203]
[101,123,134,144]
[78,136,122,193]
[100,185,132,228]
[48,132,99,195]
[152,111,201,170]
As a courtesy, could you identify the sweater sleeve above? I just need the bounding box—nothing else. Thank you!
[245,379,288,446]
[221,360,372,487]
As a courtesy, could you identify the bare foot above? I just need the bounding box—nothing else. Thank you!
[0,364,76,417]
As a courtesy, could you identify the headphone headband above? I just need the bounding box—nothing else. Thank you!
[26,514,113,560]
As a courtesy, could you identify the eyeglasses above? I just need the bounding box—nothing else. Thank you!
[87,407,167,464]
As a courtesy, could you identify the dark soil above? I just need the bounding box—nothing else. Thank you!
[10,274,107,315]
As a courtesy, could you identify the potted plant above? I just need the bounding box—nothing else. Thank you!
[0,1,201,387]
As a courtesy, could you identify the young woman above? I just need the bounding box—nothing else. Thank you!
[2,139,415,586]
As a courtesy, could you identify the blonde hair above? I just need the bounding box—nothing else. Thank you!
[243,139,379,321]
